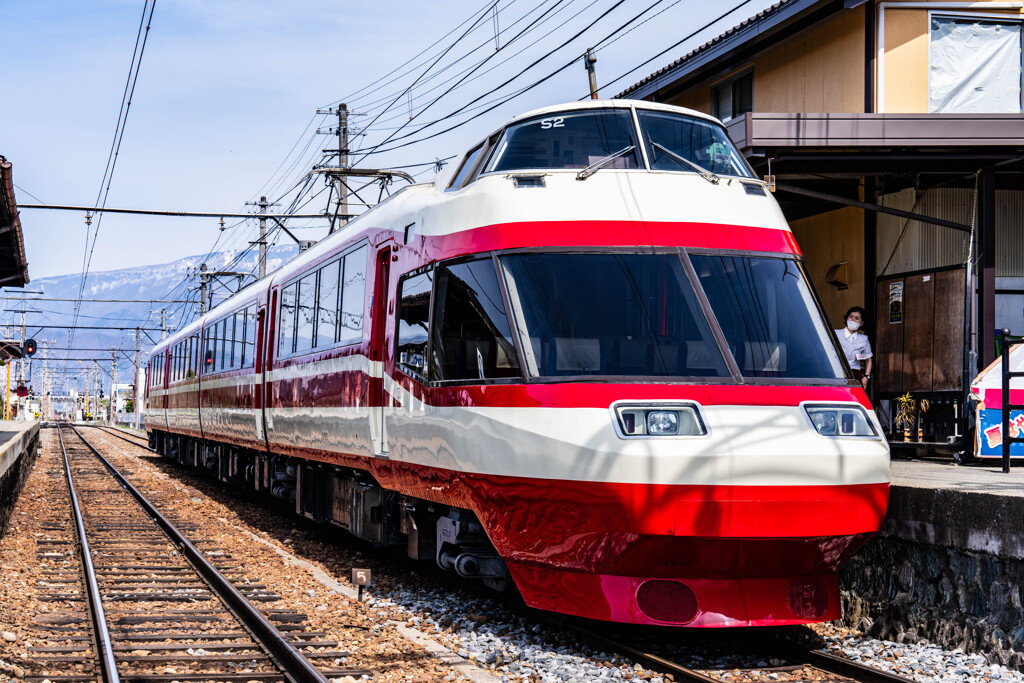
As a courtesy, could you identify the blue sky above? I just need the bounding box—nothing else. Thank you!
[1,0,775,280]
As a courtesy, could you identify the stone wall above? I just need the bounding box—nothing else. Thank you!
[0,430,38,537]
[841,516,1024,668]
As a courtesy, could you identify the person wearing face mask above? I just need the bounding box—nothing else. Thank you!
[836,306,873,389]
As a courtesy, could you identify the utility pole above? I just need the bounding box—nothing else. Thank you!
[199,263,208,314]
[18,308,24,420]
[85,364,90,421]
[337,104,349,232]
[161,308,167,341]
[258,197,268,279]
[134,327,141,430]
[316,104,350,233]
[110,350,116,425]
[585,48,599,100]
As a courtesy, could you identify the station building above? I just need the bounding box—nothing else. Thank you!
[617,0,1024,455]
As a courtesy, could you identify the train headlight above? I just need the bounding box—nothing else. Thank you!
[804,404,878,437]
[647,410,679,435]
[613,403,707,438]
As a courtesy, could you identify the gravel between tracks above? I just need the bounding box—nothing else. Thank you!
[4,427,1024,683]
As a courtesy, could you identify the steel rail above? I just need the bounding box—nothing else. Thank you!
[557,619,919,683]
[85,424,154,451]
[56,424,121,683]
[768,637,919,683]
[66,423,331,683]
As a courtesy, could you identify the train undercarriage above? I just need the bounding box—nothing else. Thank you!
[148,430,510,591]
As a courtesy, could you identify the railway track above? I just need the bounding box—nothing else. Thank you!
[560,620,921,683]
[86,424,153,451]
[25,423,370,683]
[82,423,922,683]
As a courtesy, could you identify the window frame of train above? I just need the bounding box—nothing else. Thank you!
[276,241,369,361]
[202,303,258,375]
[395,248,854,387]
[395,254,526,385]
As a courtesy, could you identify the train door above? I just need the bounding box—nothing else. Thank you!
[254,302,268,446]
[370,245,391,456]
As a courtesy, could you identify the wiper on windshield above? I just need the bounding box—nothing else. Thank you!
[649,140,720,184]
[576,145,636,180]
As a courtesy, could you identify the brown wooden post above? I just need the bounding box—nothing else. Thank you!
[979,167,997,369]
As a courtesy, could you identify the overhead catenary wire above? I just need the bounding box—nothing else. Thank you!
[352,0,661,159]
[353,0,578,165]
[71,0,157,348]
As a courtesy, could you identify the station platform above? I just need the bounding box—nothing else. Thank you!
[0,420,40,481]
[887,459,1024,559]
[0,420,40,535]
[841,457,1024,664]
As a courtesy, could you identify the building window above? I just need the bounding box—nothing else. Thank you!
[929,15,1022,113]
[711,71,753,122]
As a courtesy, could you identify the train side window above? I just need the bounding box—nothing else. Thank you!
[229,313,239,369]
[432,259,521,381]
[446,142,485,191]
[219,318,228,371]
[227,314,236,369]
[188,334,198,378]
[203,327,215,374]
[295,273,316,354]
[316,259,340,348]
[279,284,297,358]
[396,269,433,379]
[243,307,256,368]
[340,246,367,345]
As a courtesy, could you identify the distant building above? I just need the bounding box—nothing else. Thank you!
[618,0,1024,454]
[113,383,134,413]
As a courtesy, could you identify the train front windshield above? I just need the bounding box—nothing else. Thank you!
[499,252,847,381]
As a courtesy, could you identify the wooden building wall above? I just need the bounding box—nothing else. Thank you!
[790,207,866,329]
[664,11,865,115]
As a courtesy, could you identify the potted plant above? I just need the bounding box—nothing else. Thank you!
[894,393,930,441]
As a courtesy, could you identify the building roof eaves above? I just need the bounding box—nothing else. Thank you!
[616,0,842,101]
[0,157,31,288]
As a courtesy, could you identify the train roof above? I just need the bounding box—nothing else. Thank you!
[508,98,721,126]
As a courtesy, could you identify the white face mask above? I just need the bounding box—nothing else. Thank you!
[846,320,861,331]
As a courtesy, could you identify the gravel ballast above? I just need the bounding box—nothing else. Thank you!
[3,427,1022,683]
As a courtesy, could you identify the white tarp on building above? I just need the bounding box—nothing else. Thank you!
[929,15,1022,113]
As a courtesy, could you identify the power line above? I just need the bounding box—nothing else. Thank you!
[26,325,164,331]
[73,0,158,347]
[20,204,330,219]
[352,0,635,158]
[599,0,755,95]
[3,297,192,304]
[354,0,573,164]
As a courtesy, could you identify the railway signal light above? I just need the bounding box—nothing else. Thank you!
[23,338,37,356]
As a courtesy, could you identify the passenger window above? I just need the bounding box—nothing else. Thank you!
[188,335,198,378]
[296,273,316,354]
[218,318,228,370]
[432,259,520,381]
[316,260,340,348]
[243,307,256,368]
[396,269,432,379]
[204,326,215,373]
[340,247,366,345]
[446,142,486,191]
[230,313,239,368]
[279,284,297,358]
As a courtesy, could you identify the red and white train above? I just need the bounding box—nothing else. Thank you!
[145,100,890,627]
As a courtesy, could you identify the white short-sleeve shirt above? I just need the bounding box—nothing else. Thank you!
[836,327,873,370]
